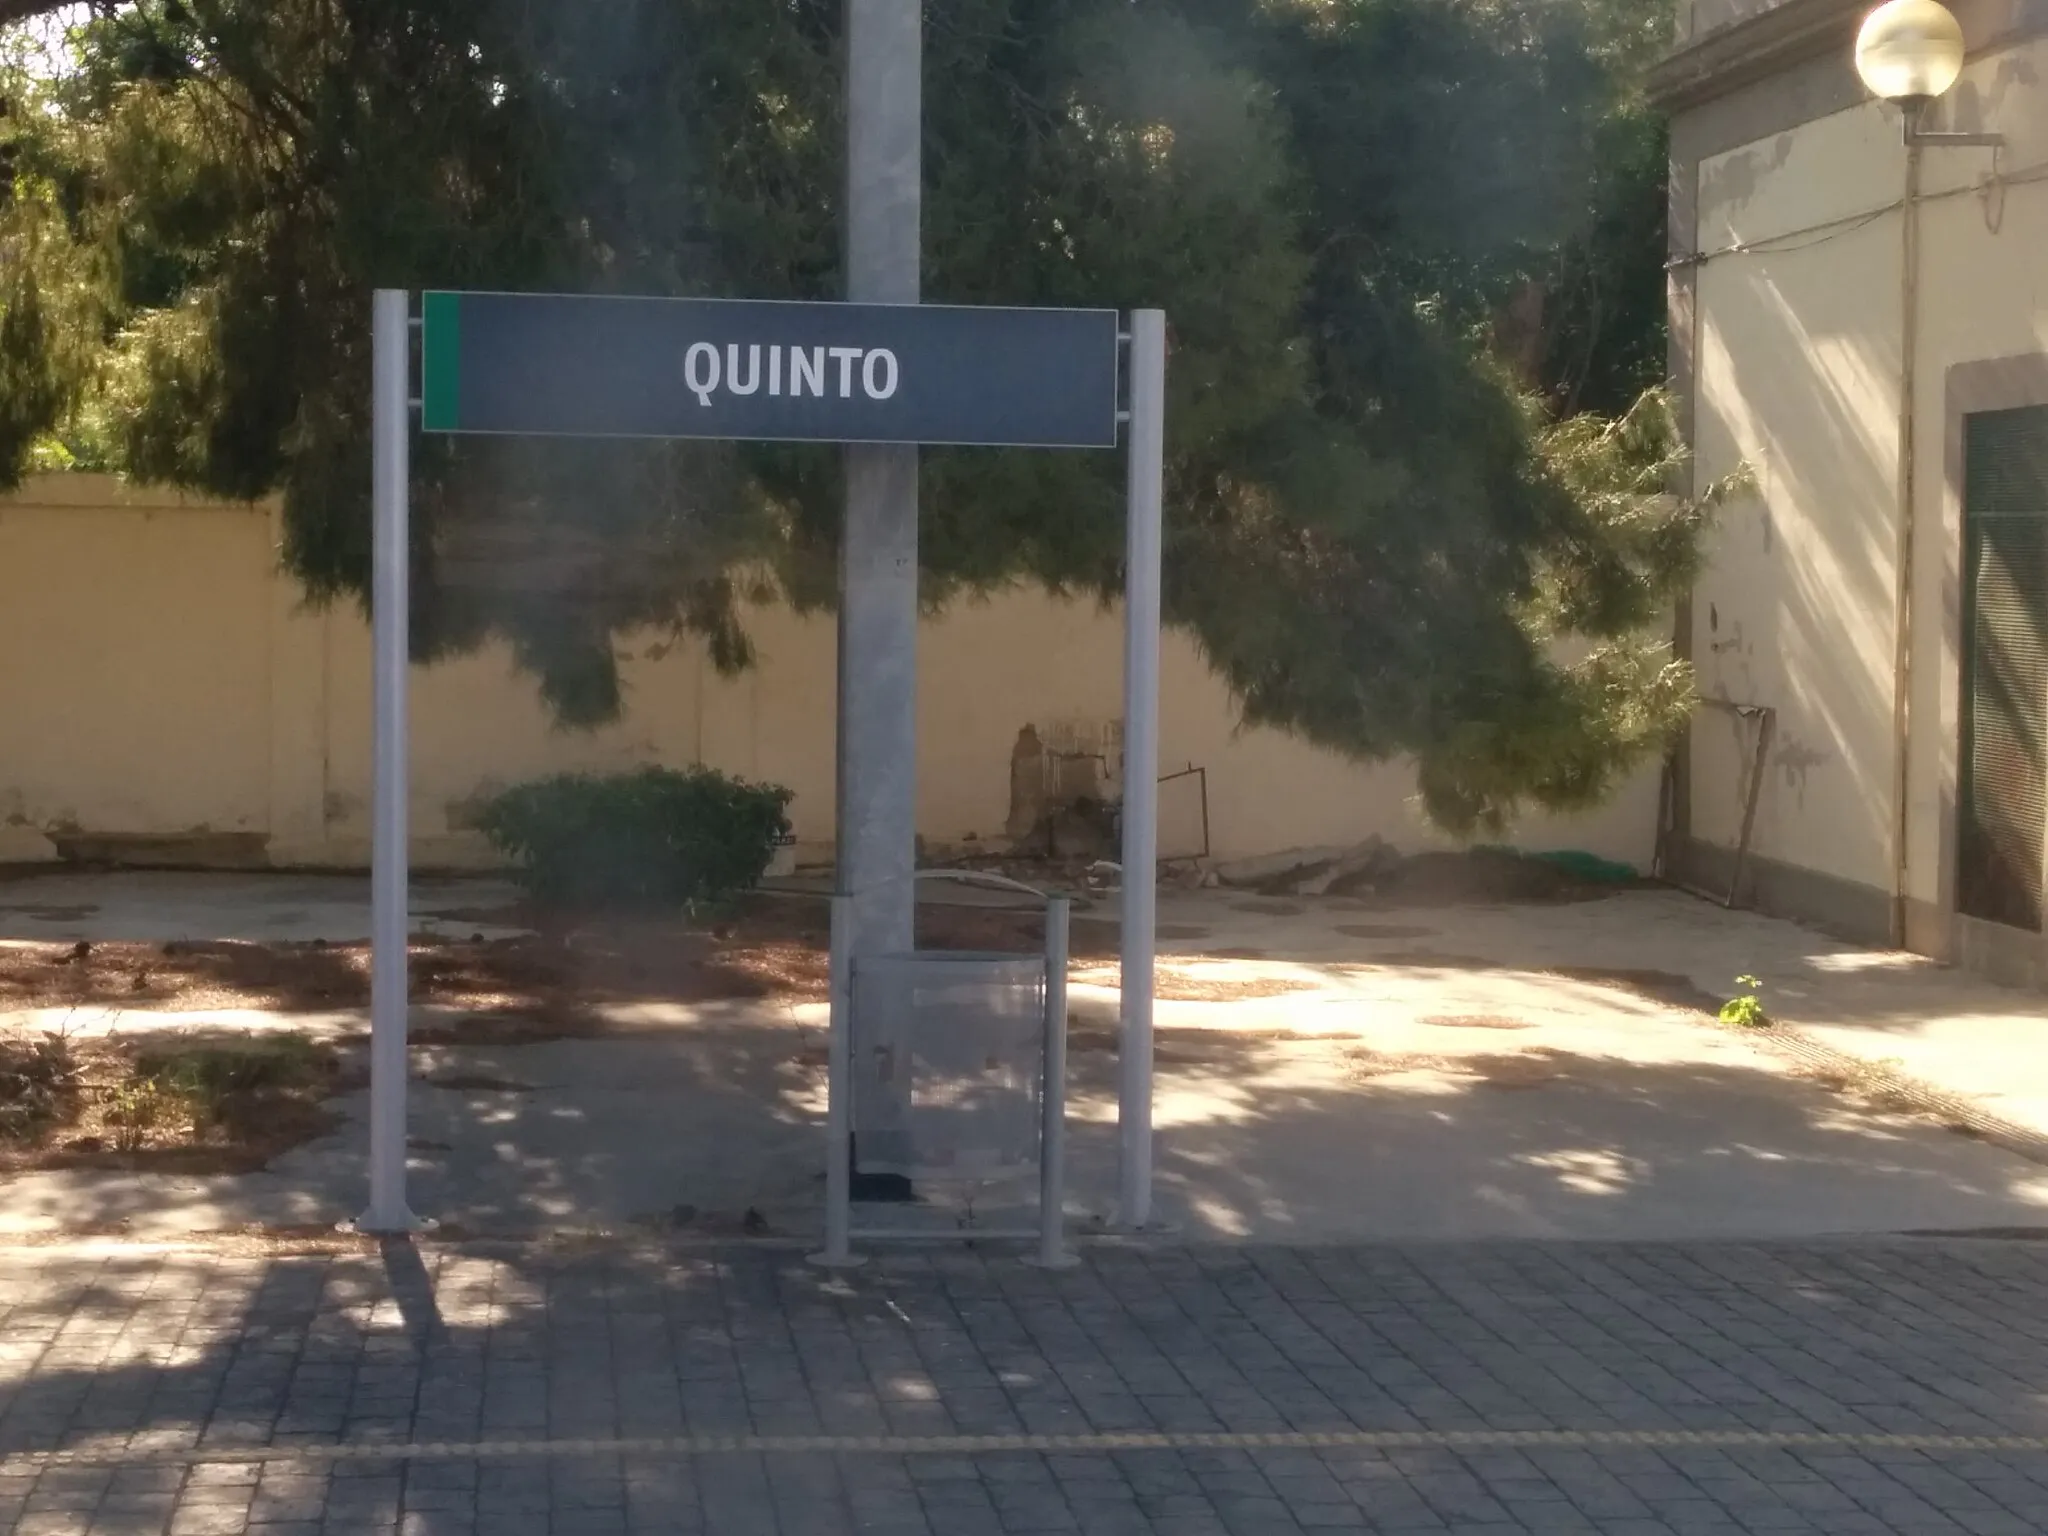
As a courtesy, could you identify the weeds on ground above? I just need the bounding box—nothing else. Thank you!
[1719,974,1768,1028]
[130,1035,331,1140]
[0,1033,81,1142]
[3,1032,340,1168]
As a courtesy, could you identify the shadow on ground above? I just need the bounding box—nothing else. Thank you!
[7,1006,2048,1244]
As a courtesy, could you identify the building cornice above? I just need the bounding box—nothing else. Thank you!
[1648,0,1868,113]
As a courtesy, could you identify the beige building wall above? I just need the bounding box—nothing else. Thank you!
[0,479,277,861]
[0,477,1655,872]
[1691,103,1907,897]
[1685,26,2048,967]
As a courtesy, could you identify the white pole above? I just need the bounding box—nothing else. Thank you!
[358,288,419,1235]
[1035,896,1074,1269]
[1118,310,1166,1230]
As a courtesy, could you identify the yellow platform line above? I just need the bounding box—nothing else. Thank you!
[8,1425,2048,1471]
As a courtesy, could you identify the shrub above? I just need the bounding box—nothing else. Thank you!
[0,1034,80,1143]
[476,766,794,910]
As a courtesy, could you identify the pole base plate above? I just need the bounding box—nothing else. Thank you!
[340,1212,436,1237]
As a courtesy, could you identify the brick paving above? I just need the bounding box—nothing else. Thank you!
[5,1238,2048,1533]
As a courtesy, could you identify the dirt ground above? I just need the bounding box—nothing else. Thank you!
[0,856,1707,1189]
[13,859,2048,1243]
[0,886,1349,1040]
[0,855,1630,1203]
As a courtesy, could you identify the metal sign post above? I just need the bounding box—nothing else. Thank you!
[1119,310,1166,1231]
[356,286,1163,1245]
[356,289,422,1235]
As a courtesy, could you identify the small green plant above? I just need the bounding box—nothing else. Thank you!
[476,766,794,910]
[1719,974,1768,1029]
[104,1078,180,1151]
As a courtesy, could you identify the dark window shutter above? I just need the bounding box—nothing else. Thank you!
[1958,406,2048,931]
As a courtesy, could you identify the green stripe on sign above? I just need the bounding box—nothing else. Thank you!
[420,291,462,431]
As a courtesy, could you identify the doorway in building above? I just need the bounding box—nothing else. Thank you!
[1957,404,2048,931]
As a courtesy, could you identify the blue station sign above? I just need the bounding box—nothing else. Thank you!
[421,291,1121,449]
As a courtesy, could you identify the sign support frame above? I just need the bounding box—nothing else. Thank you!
[352,289,1164,1244]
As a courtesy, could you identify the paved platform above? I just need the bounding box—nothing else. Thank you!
[5,1237,2048,1534]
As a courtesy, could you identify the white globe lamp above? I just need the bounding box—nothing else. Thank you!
[1855,0,1967,104]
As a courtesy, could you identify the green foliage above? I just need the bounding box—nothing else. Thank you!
[1719,974,1767,1029]
[1,0,1710,831]
[477,766,794,910]
[103,1075,176,1149]
[136,1034,325,1102]
[132,1033,329,1133]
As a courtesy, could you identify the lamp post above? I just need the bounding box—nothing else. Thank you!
[1853,1,2002,948]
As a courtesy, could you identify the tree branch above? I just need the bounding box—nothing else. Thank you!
[0,1,90,27]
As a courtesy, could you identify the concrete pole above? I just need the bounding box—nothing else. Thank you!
[837,0,921,966]
[1118,310,1166,1230]
[358,289,419,1235]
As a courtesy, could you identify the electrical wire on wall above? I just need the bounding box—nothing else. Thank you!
[1669,151,2046,271]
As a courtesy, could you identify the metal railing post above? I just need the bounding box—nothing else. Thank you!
[1033,897,1075,1269]
[810,895,862,1267]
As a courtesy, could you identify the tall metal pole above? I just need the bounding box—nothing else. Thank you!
[359,289,419,1234]
[838,0,921,968]
[1118,310,1166,1229]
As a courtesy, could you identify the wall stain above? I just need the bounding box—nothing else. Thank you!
[1698,132,1796,227]
[1773,735,1833,808]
